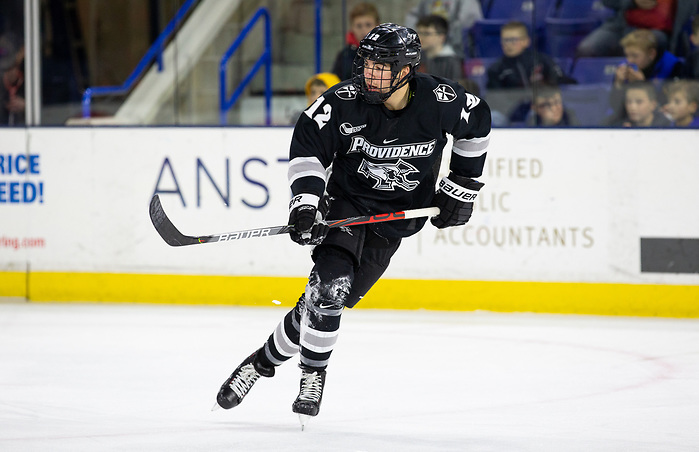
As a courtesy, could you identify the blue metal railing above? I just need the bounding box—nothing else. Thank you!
[81,0,198,118]
[219,7,272,125]
[315,0,322,74]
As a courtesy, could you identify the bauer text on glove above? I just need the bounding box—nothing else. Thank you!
[430,173,484,229]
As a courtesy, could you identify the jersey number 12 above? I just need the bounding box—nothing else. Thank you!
[304,96,332,130]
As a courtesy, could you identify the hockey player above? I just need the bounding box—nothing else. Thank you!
[215,23,491,426]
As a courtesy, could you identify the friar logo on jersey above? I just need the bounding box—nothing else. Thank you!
[433,84,457,103]
[335,85,358,100]
[358,159,419,191]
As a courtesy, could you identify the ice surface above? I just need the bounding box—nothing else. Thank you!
[1,301,698,451]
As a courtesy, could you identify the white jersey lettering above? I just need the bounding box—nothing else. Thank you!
[348,136,436,160]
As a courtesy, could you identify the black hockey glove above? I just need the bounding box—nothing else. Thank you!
[430,172,484,229]
[288,194,331,246]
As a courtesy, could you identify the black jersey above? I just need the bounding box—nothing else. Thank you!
[288,73,491,238]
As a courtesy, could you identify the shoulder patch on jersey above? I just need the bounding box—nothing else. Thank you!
[336,85,358,100]
[339,122,368,135]
[433,84,457,103]
[465,93,481,110]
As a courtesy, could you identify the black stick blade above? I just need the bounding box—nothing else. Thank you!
[149,195,201,246]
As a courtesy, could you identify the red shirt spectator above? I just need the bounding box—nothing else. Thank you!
[624,0,676,33]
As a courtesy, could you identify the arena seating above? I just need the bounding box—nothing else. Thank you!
[470,0,556,57]
[560,83,613,126]
[569,57,625,84]
[544,0,613,57]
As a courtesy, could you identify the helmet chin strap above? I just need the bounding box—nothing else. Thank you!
[390,66,413,94]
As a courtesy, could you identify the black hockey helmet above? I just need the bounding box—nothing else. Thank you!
[352,23,421,104]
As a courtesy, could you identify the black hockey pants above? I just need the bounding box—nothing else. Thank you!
[261,223,401,370]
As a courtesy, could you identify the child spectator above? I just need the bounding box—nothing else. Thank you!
[613,28,684,89]
[608,81,672,127]
[331,3,380,81]
[304,72,341,106]
[610,28,683,120]
[663,80,699,127]
[486,21,572,123]
[685,15,699,79]
[527,85,579,127]
[416,14,464,81]
[405,0,483,54]
[486,21,570,90]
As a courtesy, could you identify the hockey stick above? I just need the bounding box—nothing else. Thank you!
[149,194,440,247]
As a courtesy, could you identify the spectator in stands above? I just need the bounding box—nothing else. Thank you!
[685,15,699,79]
[576,0,699,58]
[609,29,683,118]
[613,29,683,87]
[487,22,570,90]
[331,3,380,81]
[405,0,483,55]
[526,85,579,127]
[662,79,699,127]
[0,34,24,126]
[304,72,341,106]
[486,21,572,123]
[608,81,672,126]
[416,14,464,81]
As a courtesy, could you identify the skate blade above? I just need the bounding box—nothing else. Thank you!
[211,402,221,411]
[298,414,311,431]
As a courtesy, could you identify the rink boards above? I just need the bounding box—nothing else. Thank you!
[1,127,697,316]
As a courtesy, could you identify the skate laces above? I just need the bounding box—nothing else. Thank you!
[298,371,323,402]
[229,363,260,399]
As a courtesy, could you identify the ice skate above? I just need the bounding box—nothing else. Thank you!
[215,349,275,410]
[292,366,326,429]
